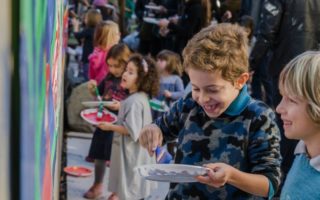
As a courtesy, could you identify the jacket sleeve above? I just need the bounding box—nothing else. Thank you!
[248,107,282,194]
[134,0,145,21]
[155,97,188,142]
[249,0,283,71]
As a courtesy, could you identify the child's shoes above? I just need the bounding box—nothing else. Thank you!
[83,184,102,199]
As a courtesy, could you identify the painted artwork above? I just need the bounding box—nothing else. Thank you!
[19,0,67,199]
[0,0,10,199]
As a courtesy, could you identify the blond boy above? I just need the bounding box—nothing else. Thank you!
[276,51,320,199]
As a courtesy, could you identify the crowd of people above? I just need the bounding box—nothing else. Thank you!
[65,0,320,199]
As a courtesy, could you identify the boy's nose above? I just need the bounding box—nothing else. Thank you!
[276,98,284,114]
[198,92,209,104]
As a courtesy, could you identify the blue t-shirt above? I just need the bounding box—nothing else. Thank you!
[281,142,320,200]
[156,75,184,104]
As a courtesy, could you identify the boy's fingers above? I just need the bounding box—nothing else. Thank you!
[195,175,211,184]
[207,169,216,180]
[147,130,156,156]
[139,124,163,156]
[139,132,148,148]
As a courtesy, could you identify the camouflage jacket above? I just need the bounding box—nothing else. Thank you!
[155,86,281,199]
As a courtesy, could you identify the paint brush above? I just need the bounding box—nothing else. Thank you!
[94,86,103,119]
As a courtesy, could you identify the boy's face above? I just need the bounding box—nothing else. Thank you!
[276,93,319,141]
[189,68,244,118]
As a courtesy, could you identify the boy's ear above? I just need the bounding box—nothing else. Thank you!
[235,72,249,90]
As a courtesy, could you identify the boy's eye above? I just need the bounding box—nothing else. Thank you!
[284,96,297,104]
[288,97,297,103]
[208,89,219,93]
[192,88,200,92]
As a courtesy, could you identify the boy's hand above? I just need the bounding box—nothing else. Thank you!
[221,10,232,22]
[158,19,169,28]
[97,122,113,131]
[169,15,179,24]
[196,163,233,188]
[157,5,168,14]
[88,79,97,93]
[164,90,172,98]
[106,99,120,111]
[139,124,163,156]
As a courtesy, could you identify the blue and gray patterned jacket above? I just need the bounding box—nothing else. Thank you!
[155,86,281,199]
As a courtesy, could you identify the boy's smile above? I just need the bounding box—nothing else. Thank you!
[188,68,244,118]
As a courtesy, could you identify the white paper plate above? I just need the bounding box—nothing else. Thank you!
[80,108,117,125]
[82,101,114,108]
[143,17,160,25]
[145,5,162,11]
[149,99,169,112]
[135,164,208,183]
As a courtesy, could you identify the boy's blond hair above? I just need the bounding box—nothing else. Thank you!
[94,20,119,49]
[182,23,249,83]
[279,51,320,124]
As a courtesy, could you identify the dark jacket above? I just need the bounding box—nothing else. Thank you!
[168,0,203,53]
[250,0,320,76]
[73,27,95,63]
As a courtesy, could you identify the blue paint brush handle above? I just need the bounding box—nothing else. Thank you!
[155,146,172,164]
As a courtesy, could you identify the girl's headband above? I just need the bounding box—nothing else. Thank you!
[142,59,148,73]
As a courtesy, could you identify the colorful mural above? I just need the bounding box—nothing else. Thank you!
[0,0,10,199]
[19,0,67,199]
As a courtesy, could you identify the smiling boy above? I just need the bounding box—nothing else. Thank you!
[276,51,320,199]
[139,23,281,199]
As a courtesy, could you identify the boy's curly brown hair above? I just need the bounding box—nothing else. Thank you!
[183,23,249,84]
[128,54,160,97]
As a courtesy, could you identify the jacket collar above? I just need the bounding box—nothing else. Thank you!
[224,85,250,116]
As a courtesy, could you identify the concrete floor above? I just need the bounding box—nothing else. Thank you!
[66,132,169,200]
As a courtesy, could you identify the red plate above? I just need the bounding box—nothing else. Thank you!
[64,166,93,177]
[80,108,117,125]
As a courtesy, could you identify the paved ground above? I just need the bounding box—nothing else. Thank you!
[66,132,169,200]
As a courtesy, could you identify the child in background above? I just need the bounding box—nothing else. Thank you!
[97,54,159,200]
[139,23,281,199]
[72,9,102,81]
[276,51,320,199]
[89,20,120,84]
[238,15,255,53]
[156,49,184,107]
[83,44,131,199]
[155,50,184,156]
[239,15,274,107]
